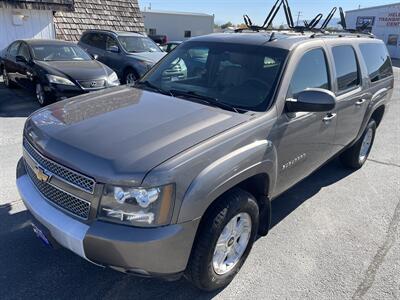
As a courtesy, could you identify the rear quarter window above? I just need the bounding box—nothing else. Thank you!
[360,43,393,83]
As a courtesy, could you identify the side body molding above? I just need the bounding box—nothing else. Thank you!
[178,140,277,223]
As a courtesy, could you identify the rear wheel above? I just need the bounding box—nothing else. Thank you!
[186,188,259,291]
[340,119,377,169]
[3,68,16,88]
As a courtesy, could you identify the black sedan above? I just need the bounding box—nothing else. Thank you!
[0,39,120,106]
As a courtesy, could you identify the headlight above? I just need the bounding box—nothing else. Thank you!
[107,72,120,86]
[99,184,175,227]
[47,74,75,86]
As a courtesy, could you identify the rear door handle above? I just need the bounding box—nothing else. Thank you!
[356,99,367,106]
[323,113,337,123]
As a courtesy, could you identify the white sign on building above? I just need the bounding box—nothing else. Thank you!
[346,3,400,59]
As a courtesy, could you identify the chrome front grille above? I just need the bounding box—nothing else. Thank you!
[23,139,95,193]
[25,162,91,219]
[78,79,106,89]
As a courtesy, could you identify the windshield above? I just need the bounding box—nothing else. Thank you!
[32,44,92,61]
[118,36,161,53]
[139,41,288,112]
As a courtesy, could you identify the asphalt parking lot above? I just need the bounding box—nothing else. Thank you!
[0,65,399,299]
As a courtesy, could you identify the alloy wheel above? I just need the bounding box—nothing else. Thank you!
[359,128,373,163]
[36,83,45,105]
[3,68,9,87]
[212,212,252,275]
[125,73,136,84]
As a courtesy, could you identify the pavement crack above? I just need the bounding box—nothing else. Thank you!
[367,159,400,168]
[352,199,400,299]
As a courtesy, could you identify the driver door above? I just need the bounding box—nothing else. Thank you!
[273,47,337,195]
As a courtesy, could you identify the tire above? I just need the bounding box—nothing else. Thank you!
[35,83,52,106]
[185,188,259,291]
[340,119,377,169]
[123,69,138,85]
[2,67,17,89]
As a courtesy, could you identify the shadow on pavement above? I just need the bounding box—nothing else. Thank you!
[0,78,40,118]
[0,159,354,299]
[270,158,353,228]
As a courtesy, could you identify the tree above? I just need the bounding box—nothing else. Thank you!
[220,22,233,29]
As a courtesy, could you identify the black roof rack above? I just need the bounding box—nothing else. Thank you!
[236,0,375,38]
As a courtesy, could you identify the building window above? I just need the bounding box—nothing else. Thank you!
[387,35,399,46]
[184,30,192,38]
[149,28,157,35]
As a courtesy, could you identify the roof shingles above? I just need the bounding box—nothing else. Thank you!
[54,0,144,41]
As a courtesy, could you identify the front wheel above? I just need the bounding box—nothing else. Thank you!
[35,83,52,106]
[186,188,259,291]
[340,119,377,169]
[124,70,138,85]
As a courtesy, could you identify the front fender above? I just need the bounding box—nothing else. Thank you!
[177,140,277,223]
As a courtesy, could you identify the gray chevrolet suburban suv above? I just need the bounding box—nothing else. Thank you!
[17,32,394,291]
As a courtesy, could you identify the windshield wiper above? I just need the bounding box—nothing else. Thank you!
[169,89,240,113]
[135,80,173,96]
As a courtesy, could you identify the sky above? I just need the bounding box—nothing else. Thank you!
[138,0,397,25]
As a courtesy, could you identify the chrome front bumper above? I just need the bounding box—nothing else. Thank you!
[17,173,90,260]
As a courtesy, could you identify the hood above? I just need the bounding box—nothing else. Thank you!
[35,60,112,81]
[24,86,250,185]
[127,51,166,64]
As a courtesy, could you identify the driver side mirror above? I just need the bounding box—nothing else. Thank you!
[286,88,336,113]
[107,45,120,53]
[16,55,28,64]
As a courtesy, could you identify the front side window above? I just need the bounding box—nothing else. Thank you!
[118,36,161,53]
[31,44,92,61]
[8,41,20,57]
[105,36,119,51]
[17,43,31,61]
[140,42,288,112]
[360,43,393,82]
[289,48,330,97]
[332,45,360,92]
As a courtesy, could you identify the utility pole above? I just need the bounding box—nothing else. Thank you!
[296,11,302,26]
[149,2,152,10]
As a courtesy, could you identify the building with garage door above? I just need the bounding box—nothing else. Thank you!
[346,3,400,59]
[0,0,144,50]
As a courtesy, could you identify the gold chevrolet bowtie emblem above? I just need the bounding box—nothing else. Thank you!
[33,165,50,183]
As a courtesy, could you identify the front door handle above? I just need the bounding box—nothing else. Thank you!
[356,99,367,106]
[323,113,337,123]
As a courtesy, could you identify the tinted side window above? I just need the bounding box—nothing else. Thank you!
[8,42,20,57]
[332,45,360,92]
[83,33,106,49]
[17,43,31,61]
[360,43,393,82]
[289,48,330,97]
[105,36,118,51]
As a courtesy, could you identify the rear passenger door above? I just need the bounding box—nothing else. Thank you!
[329,44,368,148]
